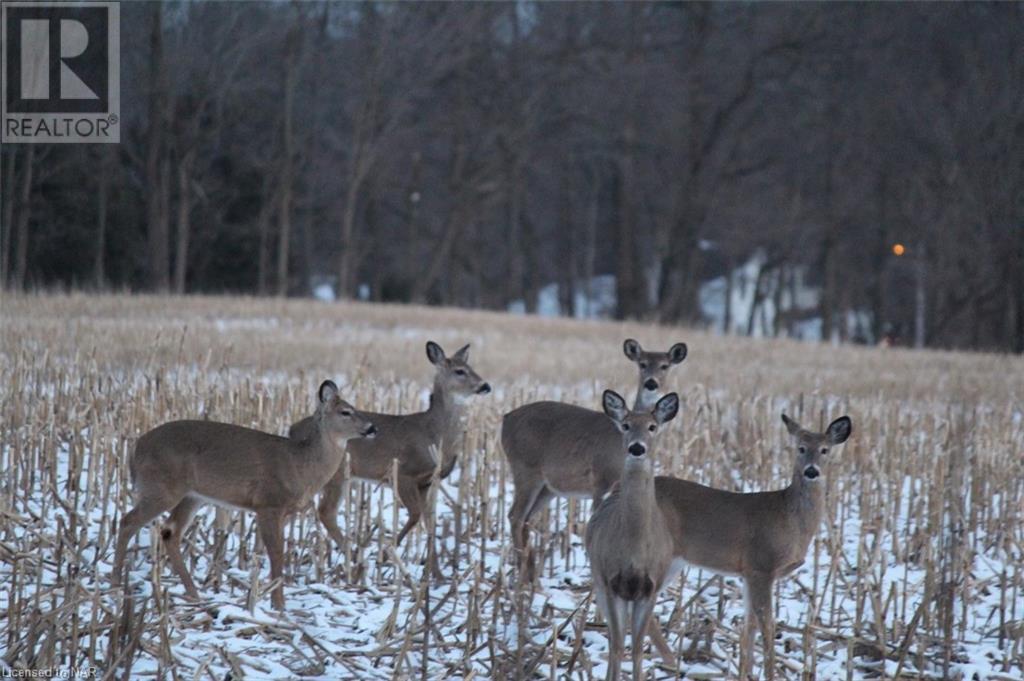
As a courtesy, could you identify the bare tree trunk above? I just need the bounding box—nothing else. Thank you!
[94,148,110,290]
[12,146,35,291]
[1014,223,1024,354]
[1,149,17,288]
[338,110,374,298]
[771,267,784,337]
[505,163,525,308]
[145,5,170,292]
[338,47,379,299]
[404,151,423,293]
[746,261,766,336]
[914,245,927,349]
[583,166,598,317]
[868,172,889,344]
[615,121,642,320]
[173,149,195,294]
[723,255,733,334]
[256,173,276,296]
[521,211,540,314]
[615,8,645,320]
[416,138,466,300]
[559,156,576,316]
[277,23,302,298]
[338,167,362,298]
[821,231,838,344]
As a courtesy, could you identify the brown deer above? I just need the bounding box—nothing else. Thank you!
[291,341,490,559]
[586,389,680,681]
[653,413,853,679]
[502,339,687,580]
[111,380,376,610]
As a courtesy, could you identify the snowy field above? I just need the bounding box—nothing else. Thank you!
[1,294,1022,680]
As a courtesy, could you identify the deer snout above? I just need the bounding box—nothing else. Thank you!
[476,382,492,395]
[803,465,820,480]
[628,442,647,457]
[643,378,658,391]
[363,424,378,438]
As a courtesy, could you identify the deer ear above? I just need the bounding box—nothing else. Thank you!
[318,380,339,404]
[669,343,688,364]
[781,413,801,435]
[654,392,679,424]
[425,341,445,365]
[826,416,852,445]
[623,339,642,362]
[452,344,470,362]
[602,390,628,423]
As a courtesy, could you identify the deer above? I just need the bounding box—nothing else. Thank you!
[290,341,490,567]
[111,380,377,610]
[502,338,687,581]
[586,389,680,681]
[652,412,853,680]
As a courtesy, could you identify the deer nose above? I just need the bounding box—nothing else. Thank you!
[628,442,646,457]
[476,383,492,395]
[803,465,820,480]
[363,425,378,438]
[643,379,658,391]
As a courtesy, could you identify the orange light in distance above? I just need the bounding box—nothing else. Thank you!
[892,243,906,256]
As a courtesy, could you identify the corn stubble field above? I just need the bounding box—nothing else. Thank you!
[1,293,1022,680]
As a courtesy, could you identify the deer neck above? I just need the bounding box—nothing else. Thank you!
[617,459,660,535]
[300,414,345,481]
[787,471,826,539]
[426,378,467,454]
[632,387,657,412]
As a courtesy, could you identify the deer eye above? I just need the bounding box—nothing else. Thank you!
[639,362,648,369]
[798,446,807,454]
[648,424,657,432]
[621,423,631,432]
[660,364,669,370]
[340,410,353,417]
[820,447,828,455]
[454,369,467,376]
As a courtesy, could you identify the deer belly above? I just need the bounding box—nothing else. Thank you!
[545,483,593,499]
[191,492,253,513]
[545,467,597,498]
[666,556,742,581]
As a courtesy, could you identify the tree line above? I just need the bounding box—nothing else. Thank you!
[1,2,1021,352]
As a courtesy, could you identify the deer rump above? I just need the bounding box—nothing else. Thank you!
[608,569,657,601]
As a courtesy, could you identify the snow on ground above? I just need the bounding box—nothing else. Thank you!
[2,402,1021,680]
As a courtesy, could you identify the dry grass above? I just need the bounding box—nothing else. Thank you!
[1,292,1022,679]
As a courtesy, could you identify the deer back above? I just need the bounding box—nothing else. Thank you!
[133,420,328,512]
[654,476,817,578]
[502,401,624,496]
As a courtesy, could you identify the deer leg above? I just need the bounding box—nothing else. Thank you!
[395,476,423,546]
[739,580,758,680]
[747,572,776,681]
[647,617,676,669]
[520,485,553,583]
[630,597,657,680]
[316,466,347,550]
[595,583,626,681]
[419,481,445,582]
[602,593,626,679]
[160,496,203,600]
[508,480,538,561]
[112,493,180,587]
[257,509,287,610]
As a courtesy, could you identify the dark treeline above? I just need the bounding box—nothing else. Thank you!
[1,2,1021,352]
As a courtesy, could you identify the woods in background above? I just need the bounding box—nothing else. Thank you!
[1,2,1021,353]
